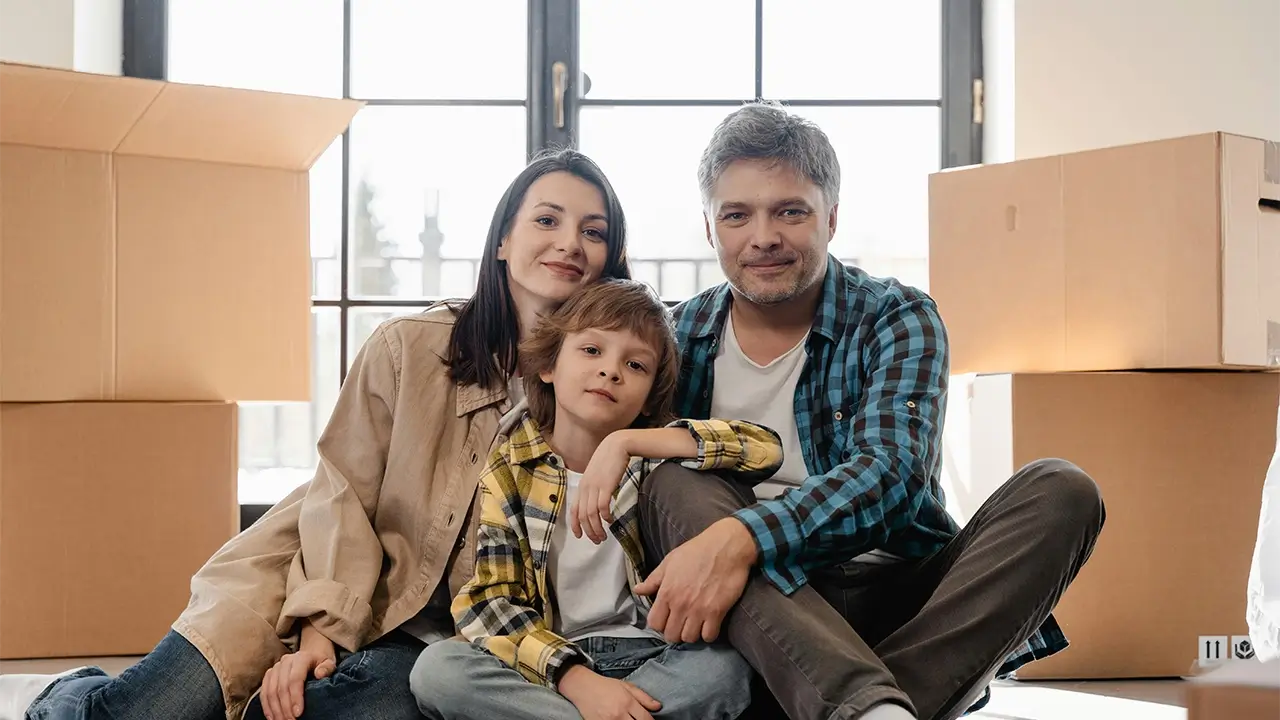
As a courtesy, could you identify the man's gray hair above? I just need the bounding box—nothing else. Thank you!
[697,100,841,207]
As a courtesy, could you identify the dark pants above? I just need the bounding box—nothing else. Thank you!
[638,458,1105,720]
[27,629,427,720]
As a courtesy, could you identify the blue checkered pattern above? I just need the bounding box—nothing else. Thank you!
[671,255,1068,683]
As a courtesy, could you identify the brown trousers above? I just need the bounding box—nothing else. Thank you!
[637,459,1105,720]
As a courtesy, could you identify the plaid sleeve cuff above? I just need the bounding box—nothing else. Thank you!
[667,418,732,470]
[731,500,807,595]
[667,419,784,484]
[517,627,592,688]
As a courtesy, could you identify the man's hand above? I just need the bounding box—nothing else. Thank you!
[634,517,758,643]
[572,432,632,543]
[260,621,337,720]
[558,664,662,720]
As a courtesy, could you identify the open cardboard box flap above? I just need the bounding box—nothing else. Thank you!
[0,62,363,402]
[0,61,360,170]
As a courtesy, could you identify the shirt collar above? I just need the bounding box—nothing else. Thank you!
[500,413,558,468]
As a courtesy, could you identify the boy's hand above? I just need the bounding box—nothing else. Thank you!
[558,664,662,720]
[572,431,632,543]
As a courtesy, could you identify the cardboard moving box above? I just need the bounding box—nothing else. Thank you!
[929,132,1280,375]
[950,371,1279,679]
[0,401,239,659]
[0,62,362,402]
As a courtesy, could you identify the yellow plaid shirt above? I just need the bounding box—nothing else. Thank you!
[450,412,784,688]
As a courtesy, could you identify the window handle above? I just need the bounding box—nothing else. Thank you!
[552,61,568,129]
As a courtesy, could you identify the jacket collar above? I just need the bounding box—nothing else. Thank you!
[455,382,509,418]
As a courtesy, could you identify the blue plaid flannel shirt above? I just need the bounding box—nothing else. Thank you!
[671,256,1068,706]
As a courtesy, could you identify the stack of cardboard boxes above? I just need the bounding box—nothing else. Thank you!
[0,63,359,659]
[929,132,1280,679]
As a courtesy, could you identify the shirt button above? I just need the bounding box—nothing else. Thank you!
[549,457,559,467]
[549,494,558,503]
[456,536,466,550]
[905,400,917,409]
[834,411,844,421]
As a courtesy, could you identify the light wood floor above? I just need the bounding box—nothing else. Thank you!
[0,656,1188,720]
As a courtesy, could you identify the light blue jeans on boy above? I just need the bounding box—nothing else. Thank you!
[411,636,752,720]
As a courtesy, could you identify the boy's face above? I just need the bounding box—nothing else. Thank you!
[540,327,658,434]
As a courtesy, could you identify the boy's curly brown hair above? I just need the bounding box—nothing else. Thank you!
[520,279,681,431]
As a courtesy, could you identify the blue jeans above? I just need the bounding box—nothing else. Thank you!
[410,636,752,720]
[26,630,427,720]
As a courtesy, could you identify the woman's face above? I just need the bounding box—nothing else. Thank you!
[498,171,611,310]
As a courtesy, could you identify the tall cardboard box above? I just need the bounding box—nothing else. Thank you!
[950,372,1279,679]
[0,62,362,402]
[0,402,238,658]
[929,132,1280,375]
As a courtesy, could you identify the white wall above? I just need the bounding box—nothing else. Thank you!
[0,0,75,68]
[0,0,121,74]
[984,0,1280,160]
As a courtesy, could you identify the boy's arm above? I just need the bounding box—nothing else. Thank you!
[571,420,783,543]
[615,419,784,484]
[451,453,590,689]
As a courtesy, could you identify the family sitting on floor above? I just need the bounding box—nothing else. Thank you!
[1,101,1105,720]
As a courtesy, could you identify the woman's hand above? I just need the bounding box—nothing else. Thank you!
[260,621,337,720]
[558,664,662,720]
[572,432,633,543]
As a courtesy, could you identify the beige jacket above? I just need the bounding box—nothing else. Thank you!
[172,306,512,720]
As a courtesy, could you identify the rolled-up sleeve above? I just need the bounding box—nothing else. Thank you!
[278,324,401,651]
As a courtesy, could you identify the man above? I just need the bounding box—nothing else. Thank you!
[631,101,1106,720]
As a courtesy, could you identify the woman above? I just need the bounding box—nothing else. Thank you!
[3,148,631,720]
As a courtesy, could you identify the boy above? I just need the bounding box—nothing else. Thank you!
[409,279,783,720]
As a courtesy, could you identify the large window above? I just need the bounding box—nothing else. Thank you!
[152,0,981,504]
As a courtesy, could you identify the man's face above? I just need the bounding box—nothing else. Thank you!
[704,159,835,306]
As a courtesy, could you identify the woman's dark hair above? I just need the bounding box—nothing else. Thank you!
[446,147,631,390]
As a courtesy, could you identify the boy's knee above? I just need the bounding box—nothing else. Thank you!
[408,641,472,711]
[685,643,753,691]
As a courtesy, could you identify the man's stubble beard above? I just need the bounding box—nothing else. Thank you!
[731,248,825,307]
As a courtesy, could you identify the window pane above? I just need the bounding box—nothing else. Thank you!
[580,106,935,300]
[578,106,726,278]
[168,0,344,98]
[348,107,526,300]
[348,307,433,370]
[762,0,941,100]
[311,138,343,299]
[580,2,754,100]
[238,308,341,505]
[581,106,776,300]
[350,1,527,100]
[790,107,939,291]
